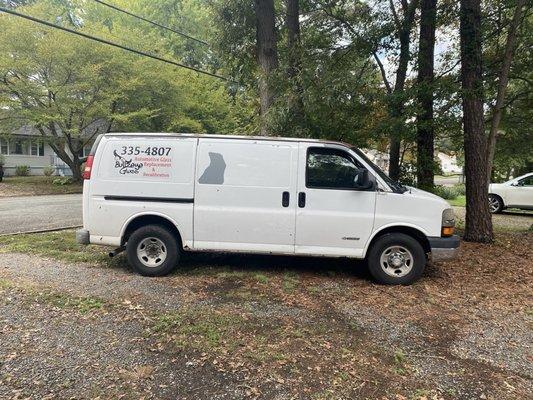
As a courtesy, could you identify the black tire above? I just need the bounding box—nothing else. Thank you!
[488,194,503,214]
[126,225,179,277]
[367,233,426,285]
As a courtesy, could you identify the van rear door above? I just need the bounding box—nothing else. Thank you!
[193,139,298,254]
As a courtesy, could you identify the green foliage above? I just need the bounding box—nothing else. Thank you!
[0,154,5,167]
[15,165,30,176]
[52,176,73,185]
[432,185,459,200]
[0,0,252,177]
[43,165,55,176]
[453,183,466,196]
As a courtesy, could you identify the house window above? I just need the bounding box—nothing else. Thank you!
[0,139,8,155]
[11,138,29,155]
[30,140,45,156]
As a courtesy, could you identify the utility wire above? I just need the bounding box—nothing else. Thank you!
[0,7,230,82]
[91,0,209,46]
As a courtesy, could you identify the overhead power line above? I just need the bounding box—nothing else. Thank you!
[92,0,209,46]
[0,7,230,82]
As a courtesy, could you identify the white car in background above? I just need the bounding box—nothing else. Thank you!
[488,172,533,213]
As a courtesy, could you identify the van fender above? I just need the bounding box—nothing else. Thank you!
[119,211,191,248]
[362,223,430,258]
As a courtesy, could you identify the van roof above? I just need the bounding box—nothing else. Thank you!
[104,132,353,148]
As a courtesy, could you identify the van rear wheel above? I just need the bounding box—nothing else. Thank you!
[126,225,179,277]
[367,233,426,285]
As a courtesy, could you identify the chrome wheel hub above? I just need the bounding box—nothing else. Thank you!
[488,197,499,213]
[137,237,167,268]
[380,246,413,278]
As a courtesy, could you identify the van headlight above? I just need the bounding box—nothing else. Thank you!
[441,208,455,237]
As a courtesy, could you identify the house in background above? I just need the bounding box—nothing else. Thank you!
[437,152,462,175]
[0,126,92,176]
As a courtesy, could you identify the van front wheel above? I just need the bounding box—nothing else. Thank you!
[367,233,426,285]
[126,225,179,277]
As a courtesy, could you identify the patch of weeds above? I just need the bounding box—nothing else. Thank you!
[410,389,431,400]
[38,292,104,313]
[227,289,254,300]
[216,270,249,280]
[0,230,121,266]
[254,273,269,284]
[307,285,321,295]
[393,349,408,375]
[153,308,245,351]
[282,271,299,293]
[0,278,13,290]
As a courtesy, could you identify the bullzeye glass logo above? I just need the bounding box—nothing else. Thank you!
[113,150,144,174]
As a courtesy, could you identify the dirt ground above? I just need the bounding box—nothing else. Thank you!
[0,230,531,400]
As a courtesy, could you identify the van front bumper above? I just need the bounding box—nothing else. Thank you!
[428,235,460,262]
[76,229,90,245]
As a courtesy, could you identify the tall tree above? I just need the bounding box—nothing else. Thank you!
[285,0,305,133]
[415,0,437,190]
[486,0,527,182]
[254,0,279,135]
[373,0,419,181]
[459,0,493,242]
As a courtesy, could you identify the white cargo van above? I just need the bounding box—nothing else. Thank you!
[77,133,459,285]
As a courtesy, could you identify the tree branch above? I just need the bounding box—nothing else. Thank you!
[373,52,393,94]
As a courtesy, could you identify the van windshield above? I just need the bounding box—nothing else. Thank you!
[350,147,408,194]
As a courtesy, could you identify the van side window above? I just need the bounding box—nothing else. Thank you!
[306,148,362,189]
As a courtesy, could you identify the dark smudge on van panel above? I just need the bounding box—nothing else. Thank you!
[198,152,226,184]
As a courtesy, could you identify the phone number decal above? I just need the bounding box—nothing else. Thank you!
[120,146,171,156]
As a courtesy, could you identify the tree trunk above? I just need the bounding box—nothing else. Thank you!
[460,0,493,243]
[285,0,305,133]
[486,0,526,183]
[286,0,300,80]
[416,0,437,191]
[387,0,418,181]
[254,0,279,136]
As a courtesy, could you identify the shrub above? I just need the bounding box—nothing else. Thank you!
[432,185,458,200]
[52,177,73,185]
[15,165,30,176]
[453,183,466,196]
[0,154,5,167]
[43,165,55,176]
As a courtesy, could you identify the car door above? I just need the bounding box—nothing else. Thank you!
[193,139,298,254]
[507,174,533,207]
[295,143,376,258]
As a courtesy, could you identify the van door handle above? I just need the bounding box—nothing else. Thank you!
[282,191,290,207]
[298,192,306,208]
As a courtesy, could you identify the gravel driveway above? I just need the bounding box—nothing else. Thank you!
[453,206,532,231]
[0,194,82,234]
[0,230,531,399]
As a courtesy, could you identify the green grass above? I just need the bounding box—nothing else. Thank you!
[448,195,466,207]
[153,308,245,350]
[0,230,120,265]
[1,175,82,195]
[38,292,105,313]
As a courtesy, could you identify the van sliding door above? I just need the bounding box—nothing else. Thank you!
[193,139,298,254]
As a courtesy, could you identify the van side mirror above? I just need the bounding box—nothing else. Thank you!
[353,168,374,190]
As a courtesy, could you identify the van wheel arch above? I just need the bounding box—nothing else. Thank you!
[122,215,183,249]
[366,226,431,257]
